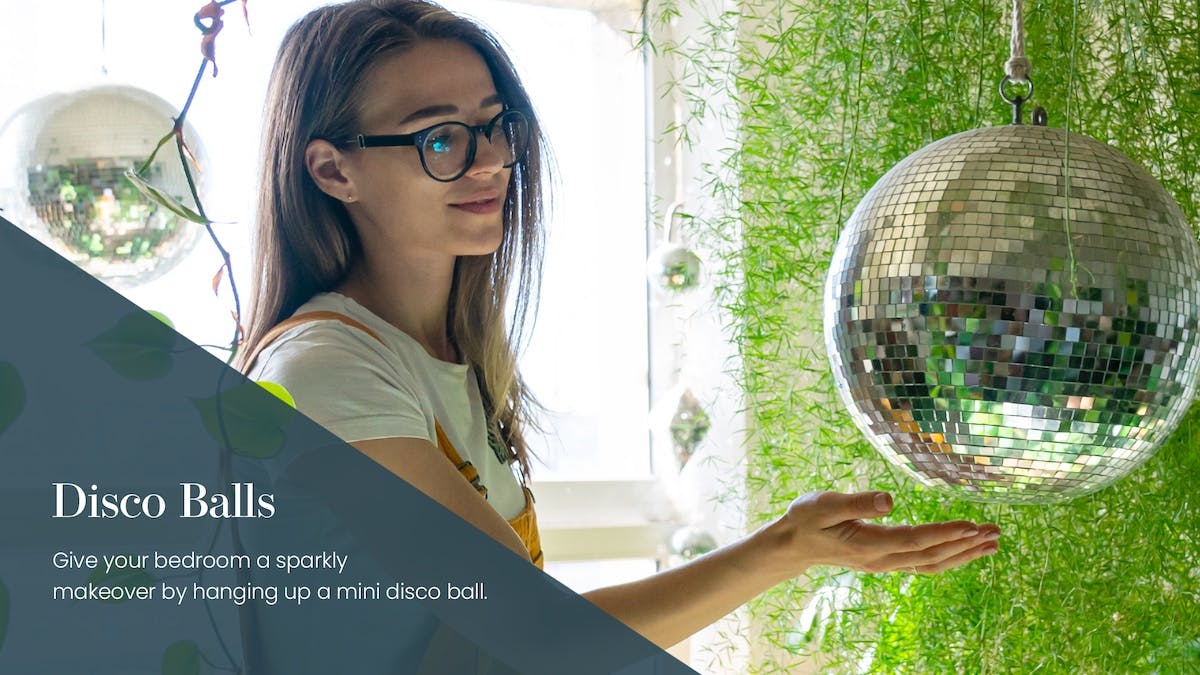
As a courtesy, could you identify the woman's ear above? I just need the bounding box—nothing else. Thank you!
[305,140,358,203]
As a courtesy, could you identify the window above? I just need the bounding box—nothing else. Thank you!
[438,1,668,575]
[442,1,652,482]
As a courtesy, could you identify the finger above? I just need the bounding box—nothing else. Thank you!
[910,539,999,574]
[810,491,894,528]
[872,529,1000,572]
[845,519,986,552]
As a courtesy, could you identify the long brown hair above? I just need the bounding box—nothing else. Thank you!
[236,0,546,481]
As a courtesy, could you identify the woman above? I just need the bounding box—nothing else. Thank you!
[238,0,1000,656]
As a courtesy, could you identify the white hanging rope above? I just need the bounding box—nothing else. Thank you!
[101,0,109,75]
[1006,0,1032,82]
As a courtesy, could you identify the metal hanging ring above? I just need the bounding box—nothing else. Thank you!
[999,75,1034,104]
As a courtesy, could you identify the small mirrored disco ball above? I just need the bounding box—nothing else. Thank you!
[824,124,1200,504]
[647,242,704,295]
[669,526,718,561]
[2,86,204,286]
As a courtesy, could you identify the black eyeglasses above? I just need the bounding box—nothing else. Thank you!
[341,108,530,182]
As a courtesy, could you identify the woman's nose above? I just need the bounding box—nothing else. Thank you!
[466,129,506,176]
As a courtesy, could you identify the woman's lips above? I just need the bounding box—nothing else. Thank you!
[449,196,502,214]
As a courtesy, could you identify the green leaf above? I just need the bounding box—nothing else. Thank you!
[123,170,208,225]
[256,380,297,409]
[135,130,177,175]
[85,566,156,604]
[0,577,9,654]
[0,362,25,436]
[86,311,178,381]
[147,310,176,330]
[191,381,297,458]
[160,639,203,675]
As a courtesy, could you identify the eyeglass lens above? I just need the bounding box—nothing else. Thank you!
[421,110,529,180]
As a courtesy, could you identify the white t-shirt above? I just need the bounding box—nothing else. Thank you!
[247,292,527,520]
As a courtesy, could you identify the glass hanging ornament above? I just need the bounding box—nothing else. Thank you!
[668,525,718,561]
[647,201,704,295]
[823,2,1200,504]
[668,387,711,470]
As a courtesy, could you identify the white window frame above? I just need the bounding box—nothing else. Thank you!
[524,1,684,568]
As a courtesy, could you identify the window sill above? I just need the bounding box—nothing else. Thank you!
[531,478,682,561]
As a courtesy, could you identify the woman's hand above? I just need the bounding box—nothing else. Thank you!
[760,490,1000,580]
[584,489,999,648]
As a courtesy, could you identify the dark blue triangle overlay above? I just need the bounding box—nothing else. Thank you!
[0,215,696,674]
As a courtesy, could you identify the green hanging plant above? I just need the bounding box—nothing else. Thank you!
[652,0,1200,671]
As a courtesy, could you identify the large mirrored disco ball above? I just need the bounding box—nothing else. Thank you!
[0,86,205,286]
[824,124,1200,504]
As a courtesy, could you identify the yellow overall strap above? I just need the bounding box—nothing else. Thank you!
[434,420,488,499]
[507,489,543,568]
[242,311,384,371]
[246,310,543,567]
[434,421,543,568]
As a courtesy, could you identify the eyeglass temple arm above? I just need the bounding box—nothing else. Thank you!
[351,134,418,149]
